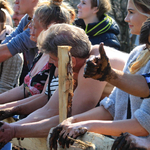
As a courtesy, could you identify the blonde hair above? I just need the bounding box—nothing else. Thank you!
[34,0,75,29]
[129,18,150,74]
[129,49,150,74]
[132,0,150,17]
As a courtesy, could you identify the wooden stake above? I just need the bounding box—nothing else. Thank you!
[58,46,73,123]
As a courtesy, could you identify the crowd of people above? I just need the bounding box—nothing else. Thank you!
[0,0,149,150]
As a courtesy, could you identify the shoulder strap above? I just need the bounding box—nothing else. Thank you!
[48,64,56,100]
[127,95,131,119]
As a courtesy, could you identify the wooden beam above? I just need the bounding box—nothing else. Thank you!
[58,46,73,123]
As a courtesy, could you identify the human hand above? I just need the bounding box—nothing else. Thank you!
[84,43,111,81]
[0,121,15,149]
[49,118,87,149]
[0,108,14,120]
[111,132,147,150]
[58,124,87,149]
[49,117,73,150]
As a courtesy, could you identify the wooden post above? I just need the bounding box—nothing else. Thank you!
[58,46,73,123]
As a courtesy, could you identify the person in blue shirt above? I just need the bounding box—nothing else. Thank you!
[0,0,39,69]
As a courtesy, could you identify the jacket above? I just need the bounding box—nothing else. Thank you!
[0,25,23,93]
[2,14,38,69]
[74,14,121,50]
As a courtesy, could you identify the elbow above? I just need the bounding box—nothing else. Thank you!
[144,89,150,98]
[140,88,149,98]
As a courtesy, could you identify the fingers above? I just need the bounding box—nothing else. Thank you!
[84,56,99,78]
[57,127,87,149]
[111,132,134,150]
[58,132,68,148]
[72,127,87,138]
[111,133,125,150]
[49,126,63,150]
[0,110,13,120]
[98,42,109,70]
[99,42,106,61]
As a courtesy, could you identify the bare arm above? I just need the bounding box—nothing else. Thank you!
[85,43,149,97]
[13,87,60,124]
[0,106,112,139]
[11,65,108,124]
[11,78,49,115]
[107,69,149,97]
[0,115,59,145]
[0,44,12,62]
[60,118,148,138]
[72,66,107,115]
[0,84,24,104]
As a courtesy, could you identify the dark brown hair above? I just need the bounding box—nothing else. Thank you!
[90,0,111,19]
[139,18,150,44]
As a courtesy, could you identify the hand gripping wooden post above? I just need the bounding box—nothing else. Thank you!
[54,46,115,150]
[58,46,73,123]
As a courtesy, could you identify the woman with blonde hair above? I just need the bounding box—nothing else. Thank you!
[49,0,150,149]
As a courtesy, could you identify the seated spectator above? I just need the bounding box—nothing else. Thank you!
[74,0,122,101]
[0,0,23,94]
[0,0,39,70]
[111,18,150,150]
[0,0,75,117]
[1,0,13,27]
[49,13,150,150]
[74,0,120,49]
[12,1,25,27]
[0,23,128,149]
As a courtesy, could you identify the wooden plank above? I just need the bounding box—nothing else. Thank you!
[58,46,72,123]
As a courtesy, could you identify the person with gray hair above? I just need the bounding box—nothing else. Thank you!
[49,0,150,149]
[0,23,128,149]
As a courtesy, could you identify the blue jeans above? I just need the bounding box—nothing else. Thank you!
[1,143,12,150]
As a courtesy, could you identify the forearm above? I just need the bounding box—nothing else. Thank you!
[106,69,149,98]
[0,85,24,104]
[13,115,59,138]
[12,93,48,115]
[14,103,59,124]
[0,93,42,109]
[86,118,148,137]
[0,44,12,62]
[71,106,113,124]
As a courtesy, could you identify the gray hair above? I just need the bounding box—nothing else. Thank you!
[38,23,91,58]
